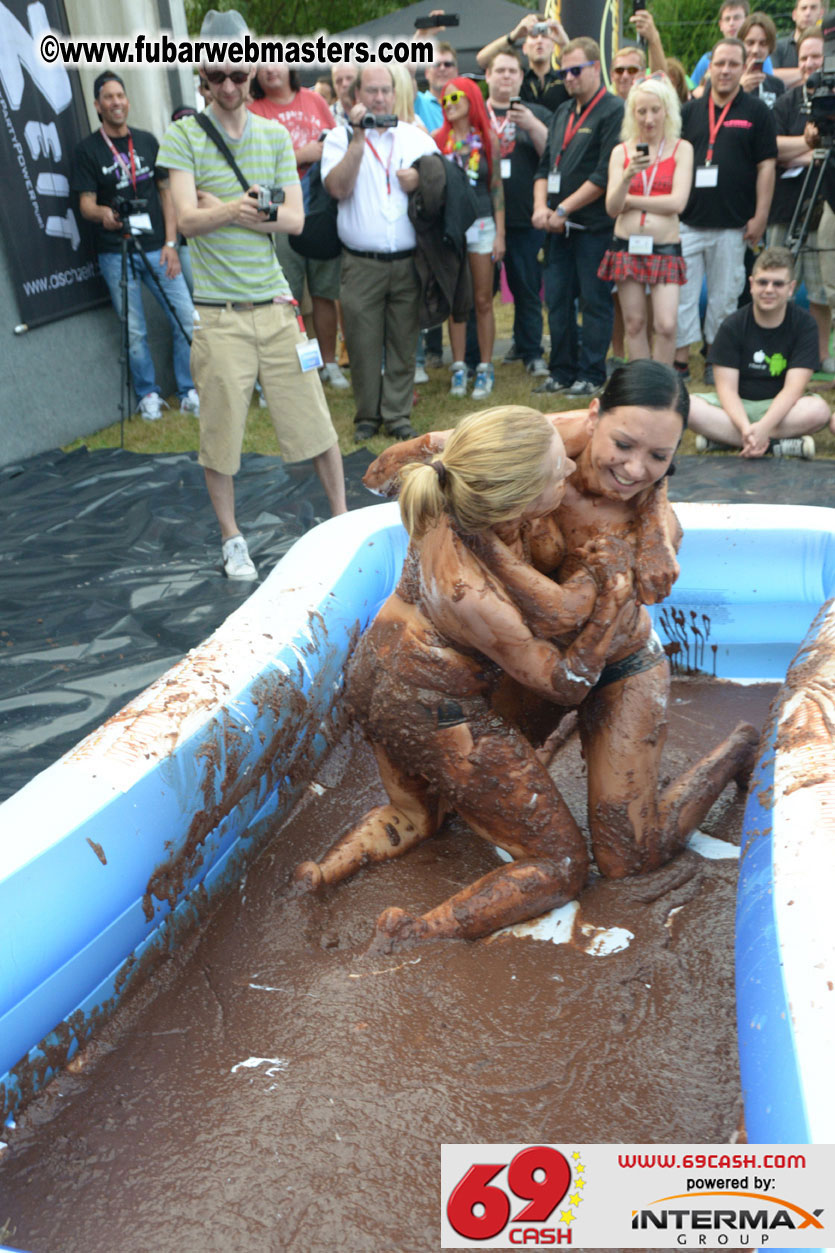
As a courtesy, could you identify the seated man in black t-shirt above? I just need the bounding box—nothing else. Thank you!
[689,245,833,457]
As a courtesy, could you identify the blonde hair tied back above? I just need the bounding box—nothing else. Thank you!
[399,406,559,540]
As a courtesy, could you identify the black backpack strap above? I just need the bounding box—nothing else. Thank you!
[194,112,250,192]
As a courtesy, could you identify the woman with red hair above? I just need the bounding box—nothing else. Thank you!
[434,78,504,401]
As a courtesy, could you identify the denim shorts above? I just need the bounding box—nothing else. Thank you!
[465,216,496,255]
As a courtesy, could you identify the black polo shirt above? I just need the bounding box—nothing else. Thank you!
[489,100,551,228]
[681,89,778,229]
[521,65,568,112]
[536,89,624,232]
[773,34,799,69]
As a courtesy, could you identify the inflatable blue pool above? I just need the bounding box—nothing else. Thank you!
[1,501,833,1146]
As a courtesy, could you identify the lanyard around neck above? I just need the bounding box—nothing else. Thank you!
[100,127,136,191]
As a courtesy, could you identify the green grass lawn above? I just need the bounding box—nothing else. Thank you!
[63,297,835,461]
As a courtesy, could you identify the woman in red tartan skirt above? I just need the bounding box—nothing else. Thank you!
[599,73,694,366]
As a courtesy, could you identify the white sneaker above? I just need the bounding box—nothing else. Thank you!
[180,388,200,415]
[471,362,495,400]
[772,435,815,459]
[525,357,550,378]
[449,361,468,397]
[694,434,729,453]
[414,364,429,384]
[222,535,258,581]
[319,362,349,390]
[138,392,164,421]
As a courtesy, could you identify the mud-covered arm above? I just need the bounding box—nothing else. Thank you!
[631,479,682,605]
[432,539,634,706]
[362,431,452,498]
[464,529,598,637]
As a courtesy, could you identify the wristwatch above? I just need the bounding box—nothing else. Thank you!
[507,33,517,46]
[556,205,568,218]
[165,239,178,247]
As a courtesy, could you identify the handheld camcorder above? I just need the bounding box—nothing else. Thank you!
[360,112,398,128]
[250,185,286,221]
[531,21,552,35]
[804,10,835,144]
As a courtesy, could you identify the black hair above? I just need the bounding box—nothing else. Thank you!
[599,359,689,429]
[93,71,125,99]
[250,68,300,98]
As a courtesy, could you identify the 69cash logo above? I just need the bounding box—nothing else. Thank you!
[443,1145,585,1246]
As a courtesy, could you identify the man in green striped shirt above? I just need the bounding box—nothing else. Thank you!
[159,12,346,581]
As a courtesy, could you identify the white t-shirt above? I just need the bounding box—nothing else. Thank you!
[321,121,438,252]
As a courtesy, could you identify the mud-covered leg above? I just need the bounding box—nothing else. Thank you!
[579,658,759,878]
[292,744,439,892]
[370,719,588,949]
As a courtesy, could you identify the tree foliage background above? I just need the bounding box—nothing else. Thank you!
[185,0,797,70]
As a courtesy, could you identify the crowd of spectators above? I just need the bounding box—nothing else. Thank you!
[74,2,835,579]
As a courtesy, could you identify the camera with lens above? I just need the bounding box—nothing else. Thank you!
[531,21,551,35]
[250,185,286,221]
[360,112,398,129]
[112,195,149,219]
[804,10,835,145]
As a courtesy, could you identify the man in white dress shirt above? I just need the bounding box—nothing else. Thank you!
[322,65,438,441]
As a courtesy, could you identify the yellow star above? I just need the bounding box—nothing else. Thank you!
[560,1209,576,1225]
[574,1176,586,1190]
[571,1151,582,1162]
[570,1192,582,1207]
[575,1163,585,1175]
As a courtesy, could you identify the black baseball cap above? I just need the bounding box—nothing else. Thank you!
[93,71,125,99]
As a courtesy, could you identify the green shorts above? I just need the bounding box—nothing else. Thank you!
[693,392,774,423]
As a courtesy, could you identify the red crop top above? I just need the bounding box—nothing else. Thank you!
[624,140,680,196]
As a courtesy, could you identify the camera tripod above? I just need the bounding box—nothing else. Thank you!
[116,229,193,448]
[784,144,833,258]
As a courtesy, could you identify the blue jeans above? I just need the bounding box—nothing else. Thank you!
[544,229,613,388]
[98,246,195,399]
[504,227,545,363]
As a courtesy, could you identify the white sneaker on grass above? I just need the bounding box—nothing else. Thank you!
[180,388,200,415]
[319,362,349,389]
[414,364,429,384]
[449,361,468,397]
[471,362,495,400]
[138,392,164,421]
[222,535,258,581]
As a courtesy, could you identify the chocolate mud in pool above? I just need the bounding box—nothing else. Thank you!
[0,677,776,1253]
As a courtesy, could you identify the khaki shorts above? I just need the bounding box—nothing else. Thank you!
[191,300,337,474]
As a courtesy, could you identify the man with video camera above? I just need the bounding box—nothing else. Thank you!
[72,71,198,422]
[321,65,438,443]
[159,10,346,581]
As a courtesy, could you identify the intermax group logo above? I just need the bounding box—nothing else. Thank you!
[630,1187,825,1243]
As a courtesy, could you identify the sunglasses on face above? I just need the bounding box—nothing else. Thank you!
[613,64,641,75]
[436,59,457,68]
[753,277,789,288]
[555,61,595,80]
[442,90,467,105]
[205,70,249,85]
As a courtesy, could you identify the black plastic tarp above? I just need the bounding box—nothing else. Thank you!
[1,447,833,804]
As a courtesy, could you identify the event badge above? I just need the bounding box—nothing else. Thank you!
[548,171,561,194]
[296,337,324,372]
[628,234,654,256]
[501,158,512,180]
[128,213,153,234]
[694,166,719,188]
